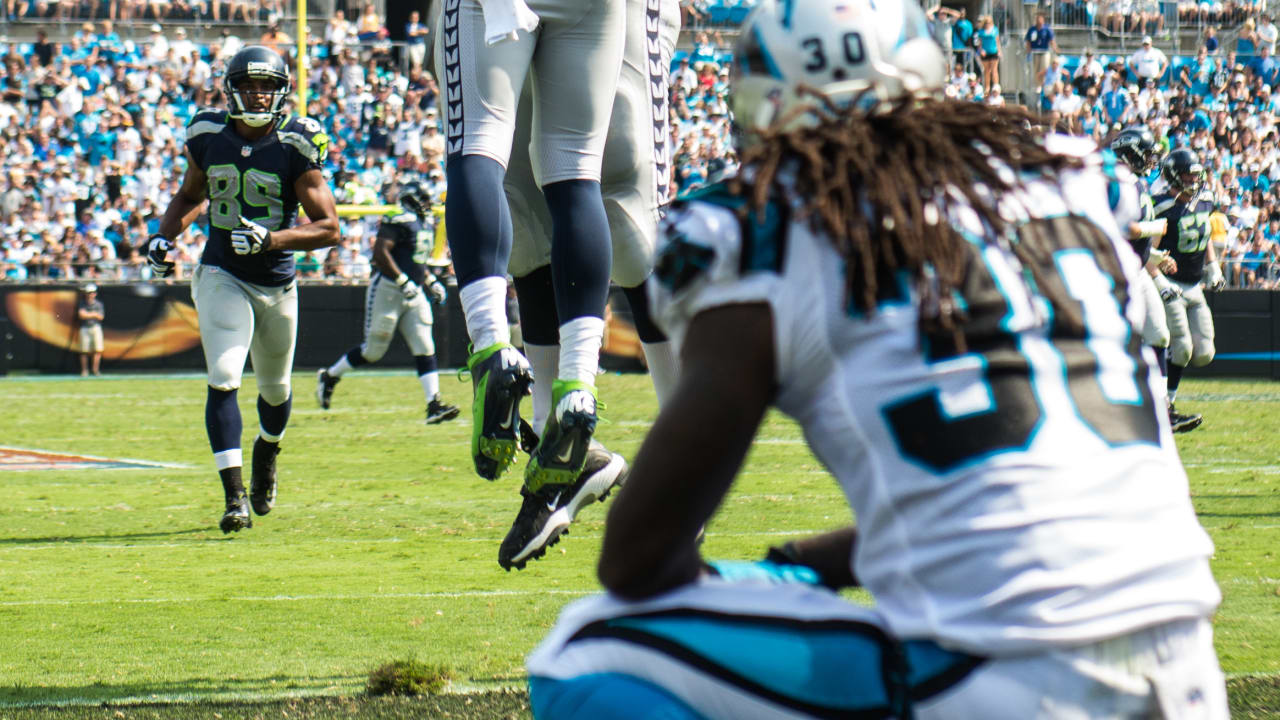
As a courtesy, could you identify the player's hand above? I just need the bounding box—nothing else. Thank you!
[427,278,447,305]
[1159,256,1178,275]
[1154,274,1182,303]
[146,234,174,278]
[394,274,420,300]
[231,215,272,255]
[1204,261,1226,291]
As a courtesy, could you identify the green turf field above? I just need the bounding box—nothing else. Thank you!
[1,373,1278,718]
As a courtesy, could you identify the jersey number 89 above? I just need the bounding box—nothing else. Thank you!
[207,164,285,231]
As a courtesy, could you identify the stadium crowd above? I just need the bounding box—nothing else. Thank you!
[0,8,1277,288]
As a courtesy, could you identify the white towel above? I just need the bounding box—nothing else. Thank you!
[479,0,540,45]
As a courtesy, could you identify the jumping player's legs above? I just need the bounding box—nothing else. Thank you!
[1184,283,1216,367]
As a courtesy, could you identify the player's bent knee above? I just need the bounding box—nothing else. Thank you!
[1191,348,1215,367]
[1168,342,1193,368]
[362,335,392,363]
[258,383,291,407]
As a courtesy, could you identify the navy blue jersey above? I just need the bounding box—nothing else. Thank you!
[374,212,433,286]
[1152,191,1214,285]
[1128,178,1159,264]
[185,110,329,286]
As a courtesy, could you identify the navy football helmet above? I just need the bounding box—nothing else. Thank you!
[224,46,291,128]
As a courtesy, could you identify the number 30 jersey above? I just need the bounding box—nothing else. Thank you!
[185,110,329,286]
[651,136,1220,655]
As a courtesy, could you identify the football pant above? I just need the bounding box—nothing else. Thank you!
[1163,280,1215,367]
[191,265,297,405]
[1137,271,1171,349]
[360,274,436,363]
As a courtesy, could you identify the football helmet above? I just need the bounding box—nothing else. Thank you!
[398,180,431,217]
[223,46,291,128]
[1161,148,1205,197]
[731,0,947,135]
[1110,126,1161,174]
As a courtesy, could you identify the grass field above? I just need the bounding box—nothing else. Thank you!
[1,372,1278,718]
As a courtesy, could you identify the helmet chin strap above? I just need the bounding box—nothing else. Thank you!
[239,112,275,127]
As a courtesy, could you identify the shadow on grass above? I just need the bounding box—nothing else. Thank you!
[0,528,210,546]
[0,675,356,705]
[1,692,533,720]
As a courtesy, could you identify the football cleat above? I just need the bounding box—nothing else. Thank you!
[220,492,252,533]
[425,395,461,425]
[467,343,534,480]
[1169,405,1203,434]
[250,437,280,516]
[524,380,598,492]
[315,368,339,410]
[497,440,627,571]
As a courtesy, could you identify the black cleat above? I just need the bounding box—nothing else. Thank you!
[250,438,280,516]
[498,484,567,570]
[1169,405,1203,434]
[315,368,339,410]
[555,440,627,525]
[467,343,534,480]
[220,493,252,533]
[425,395,461,425]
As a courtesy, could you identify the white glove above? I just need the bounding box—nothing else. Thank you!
[1154,274,1182,303]
[146,234,174,277]
[394,273,420,300]
[230,214,272,255]
[426,277,447,304]
[1204,261,1225,291]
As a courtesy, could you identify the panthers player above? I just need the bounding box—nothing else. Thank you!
[146,46,339,534]
[1109,127,1202,433]
[493,0,681,571]
[436,0,625,489]
[526,0,1226,717]
[1153,147,1224,429]
[315,181,460,424]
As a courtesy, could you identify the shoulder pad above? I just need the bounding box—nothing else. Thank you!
[278,114,329,164]
[386,212,418,225]
[675,181,789,275]
[186,109,228,138]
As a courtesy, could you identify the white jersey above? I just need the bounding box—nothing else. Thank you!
[651,136,1220,655]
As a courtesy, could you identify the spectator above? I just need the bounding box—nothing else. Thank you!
[1205,26,1220,54]
[1128,35,1169,84]
[405,10,429,72]
[76,282,104,376]
[356,3,385,44]
[1182,45,1216,99]
[1073,48,1104,95]
[1025,13,1057,85]
[977,14,1001,97]
[1260,15,1279,54]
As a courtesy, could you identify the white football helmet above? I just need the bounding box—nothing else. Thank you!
[731,0,947,133]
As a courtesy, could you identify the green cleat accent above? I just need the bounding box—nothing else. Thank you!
[467,342,534,480]
[524,380,598,493]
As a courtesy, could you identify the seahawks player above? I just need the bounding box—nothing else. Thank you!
[146,46,340,534]
[526,0,1225,717]
[492,0,681,570]
[1153,147,1224,430]
[1109,127,1201,432]
[315,181,460,424]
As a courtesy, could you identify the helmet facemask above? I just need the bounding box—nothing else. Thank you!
[227,72,289,128]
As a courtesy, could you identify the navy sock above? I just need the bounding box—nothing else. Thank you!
[544,179,611,320]
[1152,345,1168,377]
[445,154,512,286]
[206,386,241,455]
[513,265,560,346]
[345,347,370,368]
[258,393,292,439]
[415,354,438,375]
[623,279,667,344]
[1167,362,1185,394]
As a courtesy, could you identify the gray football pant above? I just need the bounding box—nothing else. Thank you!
[361,275,436,362]
[191,264,297,405]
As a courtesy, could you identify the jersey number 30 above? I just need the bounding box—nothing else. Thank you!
[882,216,1162,473]
[207,164,284,231]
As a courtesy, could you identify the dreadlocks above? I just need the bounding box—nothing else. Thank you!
[729,92,1089,343]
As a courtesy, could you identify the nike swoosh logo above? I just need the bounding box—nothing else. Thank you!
[6,290,202,360]
[497,410,514,431]
[553,444,573,464]
[545,493,562,512]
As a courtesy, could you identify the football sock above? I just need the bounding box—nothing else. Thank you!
[416,354,440,401]
[545,179,611,321]
[258,393,291,443]
[460,276,510,351]
[513,265,560,345]
[218,466,245,499]
[1167,361,1185,404]
[623,280,667,344]
[1153,345,1168,377]
[206,386,242,457]
[558,316,604,386]
[641,340,678,409]
[445,154,512,285]
[524,343,560,435]
[328,348,367,378]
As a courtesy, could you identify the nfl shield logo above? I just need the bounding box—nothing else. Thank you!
[241,146,252,157]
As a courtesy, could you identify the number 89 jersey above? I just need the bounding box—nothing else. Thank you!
[651,137,1219,655]
[185,110,329,286]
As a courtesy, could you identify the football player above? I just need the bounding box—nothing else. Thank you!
[436,0,625,490]
[525,0,1226,717]
[315,181,460,425]
[146,46,340,533]
[492,0,681,570]
[1109,127,1202,432]
[1153,147,1224,429]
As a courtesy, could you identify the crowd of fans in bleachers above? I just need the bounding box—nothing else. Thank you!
[1,3,1277,288]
